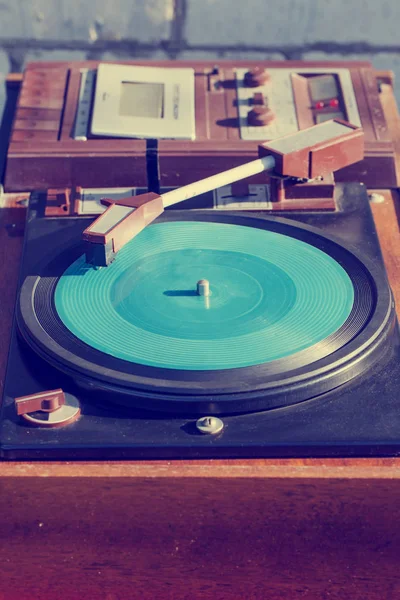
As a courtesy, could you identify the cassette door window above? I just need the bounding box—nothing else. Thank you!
[91,64,196,140]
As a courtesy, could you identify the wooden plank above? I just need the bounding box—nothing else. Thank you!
[13,119,60,132]
[370,189,400,314]
[1,475,400,600]
[11,130,58,142]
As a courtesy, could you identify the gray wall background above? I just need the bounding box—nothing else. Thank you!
[1,0,400,114]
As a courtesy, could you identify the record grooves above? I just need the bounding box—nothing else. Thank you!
[16,211,395,415]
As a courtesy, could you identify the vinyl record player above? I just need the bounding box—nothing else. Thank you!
[1,120,399,460]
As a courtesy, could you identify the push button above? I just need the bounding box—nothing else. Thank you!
[244,67,270,87]
[247,106,275,126]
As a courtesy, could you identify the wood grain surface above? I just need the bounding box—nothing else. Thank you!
[0,73,400,600]
[2,475,400,600]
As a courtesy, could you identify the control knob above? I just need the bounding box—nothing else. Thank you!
[247,106,275,126]
[244,67,270,87]
[15,389,81,427]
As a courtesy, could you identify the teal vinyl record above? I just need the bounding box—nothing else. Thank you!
[54,220,355,371]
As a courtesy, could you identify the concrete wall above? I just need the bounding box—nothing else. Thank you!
[1,0,400,112]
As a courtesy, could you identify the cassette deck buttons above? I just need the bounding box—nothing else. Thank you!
[247,106,275,126]
[252,92,265,106]
[244,67,270,87]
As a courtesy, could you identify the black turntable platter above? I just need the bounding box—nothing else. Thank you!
[16,209,394,415]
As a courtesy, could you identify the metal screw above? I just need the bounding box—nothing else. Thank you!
[369,193,385,204]
[196,416,224,435]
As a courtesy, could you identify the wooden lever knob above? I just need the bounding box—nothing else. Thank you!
[15,389,65,415]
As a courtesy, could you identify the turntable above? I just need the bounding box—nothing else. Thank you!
[1,118,399,460]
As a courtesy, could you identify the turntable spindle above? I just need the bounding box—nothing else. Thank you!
[197,279,210,297]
